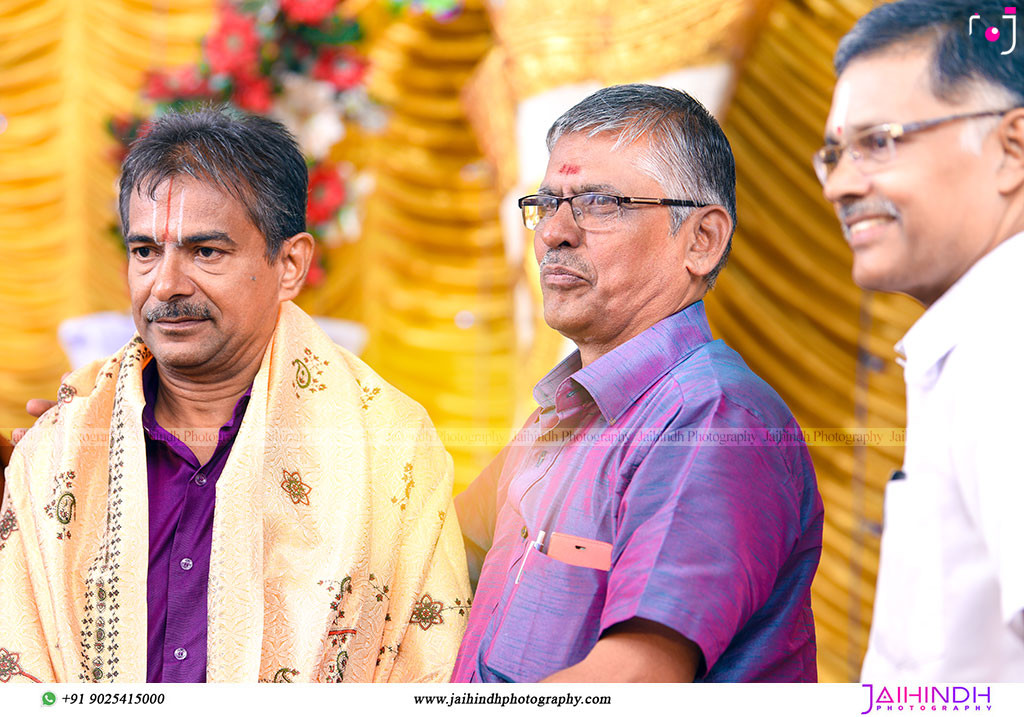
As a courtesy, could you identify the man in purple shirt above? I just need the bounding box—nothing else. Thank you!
[1,109,469,683]
[6,111,304,682]
[452,84,823,682]
[121,111,303,683]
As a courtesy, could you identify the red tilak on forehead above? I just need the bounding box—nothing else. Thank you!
[558,164,580,175]
[162,175,174,242]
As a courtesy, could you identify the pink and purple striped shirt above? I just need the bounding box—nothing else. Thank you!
[452,301,823,682]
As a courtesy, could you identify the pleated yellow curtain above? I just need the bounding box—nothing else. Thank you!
[465,0,772,191]
[360,0,517,493]
[0,0,215,437]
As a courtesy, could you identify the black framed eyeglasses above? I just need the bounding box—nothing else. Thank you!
[517,193,708,231]
[812,108,1018,185]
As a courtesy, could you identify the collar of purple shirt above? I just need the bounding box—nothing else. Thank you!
[533,299,713,425]
[141,360,252,683]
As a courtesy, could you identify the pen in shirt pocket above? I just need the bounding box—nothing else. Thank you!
[514,530,546,585]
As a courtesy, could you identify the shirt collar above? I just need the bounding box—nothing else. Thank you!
[533,300,714,424]
[897,231,1024,385]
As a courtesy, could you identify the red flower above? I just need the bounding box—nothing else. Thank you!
[204,4,262,77]
[232,74,273,113]
[305,251,326,287]
[109,114,140,143]
[108,115,152,163]
[142,72,174,101]
[280,0,339,25]
[143,66,212,101]
[312,47,367,91]
[307,163,346,226]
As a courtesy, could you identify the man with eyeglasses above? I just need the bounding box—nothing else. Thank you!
[452,84,824,682]
[818,0,1024,681]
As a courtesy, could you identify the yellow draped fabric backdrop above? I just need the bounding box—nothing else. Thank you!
[360,0,518,493]
[0,0,924,683]
[0,0,215,433]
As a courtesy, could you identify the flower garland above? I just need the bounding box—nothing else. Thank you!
[108,0,461,287]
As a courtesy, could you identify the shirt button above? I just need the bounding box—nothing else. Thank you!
[180,558,193,571]
[194,473,207,486]
[174,648,187,661]
[520,526,528,539]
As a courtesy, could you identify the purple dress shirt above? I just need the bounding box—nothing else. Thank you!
[142,362,251,683]
[452,301,823,682]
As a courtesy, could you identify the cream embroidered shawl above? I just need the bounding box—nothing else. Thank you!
[0,301,471,683]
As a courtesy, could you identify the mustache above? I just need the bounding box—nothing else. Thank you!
[837,199,901,240]
[837,199,901,224]
[539,250,591,278]
[146,301,212,322]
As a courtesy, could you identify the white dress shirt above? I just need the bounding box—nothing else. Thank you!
[861,232,1024,681]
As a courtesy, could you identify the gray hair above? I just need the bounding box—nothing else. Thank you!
[546,84,737,288]
[119,106,308,259]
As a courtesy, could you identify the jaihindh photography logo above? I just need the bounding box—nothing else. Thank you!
[969,7,1018,54]
[860,684,993,713]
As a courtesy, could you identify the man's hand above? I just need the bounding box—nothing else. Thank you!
[0,433,12,473]
[11,399,57,446]
[540,617,701,683]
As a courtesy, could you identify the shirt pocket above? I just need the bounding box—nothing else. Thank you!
[483,549,607,682]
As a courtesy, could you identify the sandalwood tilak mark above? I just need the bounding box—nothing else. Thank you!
[163,176,174,244]
[176,187,186,246]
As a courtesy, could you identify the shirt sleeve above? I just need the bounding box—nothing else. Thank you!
[599,396,807,675]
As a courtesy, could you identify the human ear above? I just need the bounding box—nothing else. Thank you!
[682,206,733,280]
[996,109,1024,195]
[276,232,315,302]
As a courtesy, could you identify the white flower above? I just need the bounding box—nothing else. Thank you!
[272,73,345,160]
[338,86,388,133]
[323,168,373,246]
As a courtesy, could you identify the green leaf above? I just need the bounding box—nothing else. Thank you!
[237,0,267,15]
[295,18,363,46]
